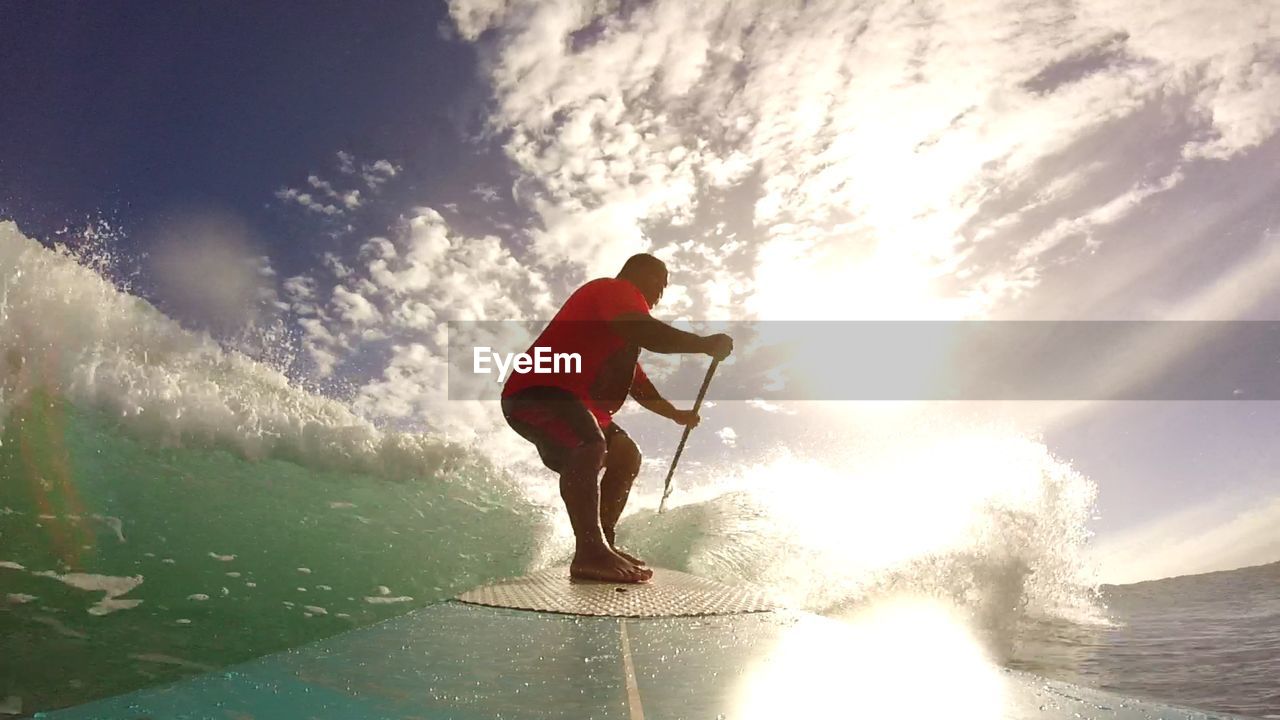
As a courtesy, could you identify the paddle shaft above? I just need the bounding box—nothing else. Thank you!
[658,357,720,513]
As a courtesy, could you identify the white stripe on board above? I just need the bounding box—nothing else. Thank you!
[618,618,646,720]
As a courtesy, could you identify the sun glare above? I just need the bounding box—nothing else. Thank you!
[735,600,1005,719]
[749,238,980,322]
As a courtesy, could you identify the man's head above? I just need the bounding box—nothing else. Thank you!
[617,253,668,307]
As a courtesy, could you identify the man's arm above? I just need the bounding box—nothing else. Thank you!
[630,367,699,427]
[611,313,732,359]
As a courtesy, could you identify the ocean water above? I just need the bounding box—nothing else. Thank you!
[1012,562,1280,718]
[1,221,1274,718]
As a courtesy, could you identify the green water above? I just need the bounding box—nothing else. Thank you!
[0,391,550,714]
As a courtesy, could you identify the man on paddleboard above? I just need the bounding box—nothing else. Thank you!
[501,253,733,584]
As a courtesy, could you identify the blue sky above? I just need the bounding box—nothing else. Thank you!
[0,2,517,277]
[3,1,1280,583]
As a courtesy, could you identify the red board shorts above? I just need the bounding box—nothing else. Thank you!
[500,385,627,473]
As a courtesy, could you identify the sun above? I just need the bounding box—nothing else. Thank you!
[747,234,980,322]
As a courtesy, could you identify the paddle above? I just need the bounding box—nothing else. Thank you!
[658,357,720,513]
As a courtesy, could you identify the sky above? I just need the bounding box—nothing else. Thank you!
[2,0,1279,584]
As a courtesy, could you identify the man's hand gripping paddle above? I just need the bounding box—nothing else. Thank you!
[658,357,720,513]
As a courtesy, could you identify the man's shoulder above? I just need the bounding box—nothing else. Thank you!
[554,277,649,322]
[575,277,622,293]
[582,277,647,303]
[565,277,630,304]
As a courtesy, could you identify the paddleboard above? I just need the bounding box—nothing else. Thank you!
[36,567,1244,719]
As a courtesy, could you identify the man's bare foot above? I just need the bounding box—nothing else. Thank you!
[611,546,647,567]
[571,545,652,583]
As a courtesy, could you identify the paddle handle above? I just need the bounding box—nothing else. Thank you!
[658,357,720,513]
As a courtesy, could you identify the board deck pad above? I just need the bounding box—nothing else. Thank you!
[455,565,778,617]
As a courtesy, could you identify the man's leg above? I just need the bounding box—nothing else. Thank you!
[558,438,650,583]
[503,387,649,583]
[599,427,645,566]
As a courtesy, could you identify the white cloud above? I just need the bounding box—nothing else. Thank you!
[287,152,399,212]
[1013,169,1185,267]
[449,0,511,41]
[717,426,737,446]
[362,159,401,191]
[449,0,1280,322]
[282,207,555,434]
[278,156,372,219]
[296,315,344,377]
[1073,0,1280,161]
[351,342,442,421]
[322,252,353,279]
[308,175,337,195]
[331,285,383,327]
[472,182,501,203]
[283,275,317,304]
[370,160,398,175]
[747,398,796,415]
[307,175,362,210]
[336,150,356,174]
[275,187,342,216]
